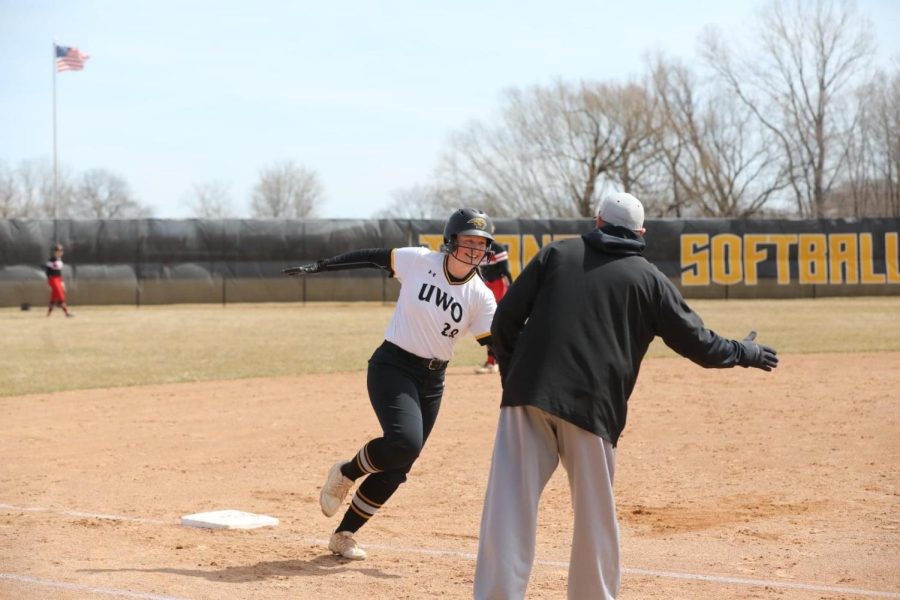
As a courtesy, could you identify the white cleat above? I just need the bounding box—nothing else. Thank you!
[329,530,367,560]
[320,460,354,517]
[474,363,499,374]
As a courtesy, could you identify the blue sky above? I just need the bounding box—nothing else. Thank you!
[2,0,898,218]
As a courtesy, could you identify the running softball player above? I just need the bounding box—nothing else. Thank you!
[283,208,497,560]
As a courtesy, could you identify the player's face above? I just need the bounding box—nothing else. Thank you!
[453,234,489,266]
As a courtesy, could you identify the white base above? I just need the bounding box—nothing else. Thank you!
[180,509,279,530]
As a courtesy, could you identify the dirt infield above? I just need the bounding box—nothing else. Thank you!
[1,353,898,599]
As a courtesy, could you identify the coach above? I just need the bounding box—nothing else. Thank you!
[474,192,778,599]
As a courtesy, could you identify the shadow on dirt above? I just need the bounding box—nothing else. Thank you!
[79,554,401,583]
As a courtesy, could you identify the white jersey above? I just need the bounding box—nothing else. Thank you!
[385,247,496,361]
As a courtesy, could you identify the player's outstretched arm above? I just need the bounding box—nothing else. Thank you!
[283,261,324,276]
[283,248,393,276]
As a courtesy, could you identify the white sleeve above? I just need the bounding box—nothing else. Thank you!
[470,288,497,343]
[391,247,429,282]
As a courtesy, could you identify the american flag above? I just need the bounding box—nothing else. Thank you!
[56,45,90,72]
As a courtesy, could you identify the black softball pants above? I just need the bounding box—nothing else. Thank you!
[336,341,446,533]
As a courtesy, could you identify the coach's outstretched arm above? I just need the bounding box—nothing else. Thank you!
[653,276,778,371]
[283,248,394,275]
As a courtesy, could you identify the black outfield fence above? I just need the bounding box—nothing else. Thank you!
[1,217,898,307]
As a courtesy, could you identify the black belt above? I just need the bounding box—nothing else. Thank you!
[382,341,449,371]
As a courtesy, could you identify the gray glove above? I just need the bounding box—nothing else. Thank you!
[737,331,778,371]
[282,260,325,276]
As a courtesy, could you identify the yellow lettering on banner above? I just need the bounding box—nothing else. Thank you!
[680,234,710,286]
[829,234,858,284]
[859,233,886,284]
[798,234,827,284]
[418,234,444,252]
[493,234,521,279]
[743,235,768,285]
[711,234,742,285]
[768,234,798,284]
[887,233,900,283]
[423,228,898,287]
[522,235,542,272]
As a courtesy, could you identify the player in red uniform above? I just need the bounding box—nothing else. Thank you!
[45,244,74,318]
[475,240,512,374]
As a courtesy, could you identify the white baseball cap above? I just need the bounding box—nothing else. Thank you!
[597,192,644,232]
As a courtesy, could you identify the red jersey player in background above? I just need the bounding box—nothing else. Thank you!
[475,239,511,374]
[45,243,74,317]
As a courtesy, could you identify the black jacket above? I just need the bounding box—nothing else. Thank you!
[491,225,748,446]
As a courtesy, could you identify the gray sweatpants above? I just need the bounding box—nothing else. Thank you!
[474,405,620,600]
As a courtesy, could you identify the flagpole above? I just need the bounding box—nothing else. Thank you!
[52,39,58,217]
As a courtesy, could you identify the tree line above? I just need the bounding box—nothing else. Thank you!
[0,159,323,220]
[380,0,899,220]
[2,0,897,222]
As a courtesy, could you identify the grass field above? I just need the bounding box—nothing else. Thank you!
[2,297,899,397]
[2,298,899,599]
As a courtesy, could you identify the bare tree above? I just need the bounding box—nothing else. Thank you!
[701,0,875,217]
[870,66,900,216]
[839,78,882,216]
[73,169,151,218]
[598,82,661,198]
[188,181,235,218]
[375,184,460,219]
[12,159,76,217]
[436,80,659,218]
[437,104,562,218]
[250,161,323,218]
[16,160,49,217]
[0,161,22,218]
[0,162,149,218]
[650,56,790,217]
[837,66,900,217]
